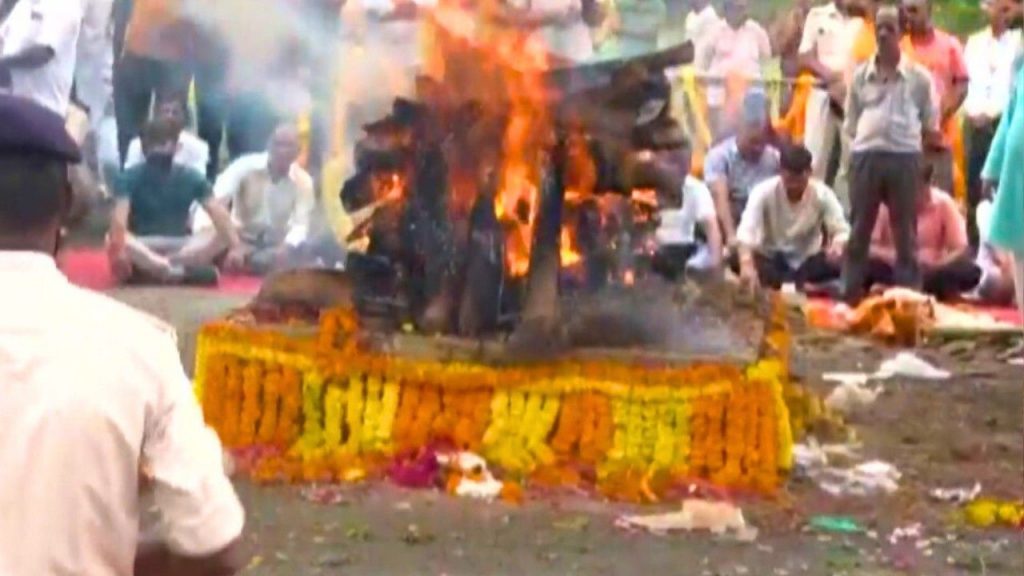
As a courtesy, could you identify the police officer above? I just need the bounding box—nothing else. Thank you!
[0,95,245,575]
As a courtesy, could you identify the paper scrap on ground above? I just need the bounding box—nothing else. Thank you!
[824,378,882,415]
[874,351,951,380]
[615,499,757,540]
[814,460,901,497]
[929,482,982,504]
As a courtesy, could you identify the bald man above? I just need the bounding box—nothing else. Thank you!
[193,123,316,274]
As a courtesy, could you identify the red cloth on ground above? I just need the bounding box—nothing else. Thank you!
[57,247,263,295]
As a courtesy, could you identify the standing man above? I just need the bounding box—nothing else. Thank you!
[0,0,84,116]
[841,5,940,304]
[963,0,1021,246]
[0,95,246,575]
[114,0,195,166]
[900,0,969,200]
[797,0,865,193]
[75,0,115,129]
[696,0,772,138]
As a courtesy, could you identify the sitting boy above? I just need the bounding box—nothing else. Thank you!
[733,144,849,292]
[108,119,242,285]
[867,163,980,300]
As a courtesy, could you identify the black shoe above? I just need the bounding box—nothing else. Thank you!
[181,265,220,286]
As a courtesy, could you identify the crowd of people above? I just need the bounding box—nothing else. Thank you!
[0,0,1021,308]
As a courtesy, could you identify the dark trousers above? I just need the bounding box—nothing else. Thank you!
[729,250,840,290]
[966,119,1000,247]
[867,254,981,301]
[113,54,191,167]
[194,54,230,180]
[842,151,922,303]
[651,244,697,281]
[226,92,280,160]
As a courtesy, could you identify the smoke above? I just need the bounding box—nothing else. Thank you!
[182,0,426,162]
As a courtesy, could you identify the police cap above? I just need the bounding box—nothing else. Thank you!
[0,94,81,164]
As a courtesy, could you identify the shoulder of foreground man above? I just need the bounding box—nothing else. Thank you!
[67,285,178,343]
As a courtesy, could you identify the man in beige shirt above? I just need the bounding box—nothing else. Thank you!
[0,95,245,576]
[194,123,316,274]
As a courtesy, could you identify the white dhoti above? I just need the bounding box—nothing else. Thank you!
[803,87,850,214]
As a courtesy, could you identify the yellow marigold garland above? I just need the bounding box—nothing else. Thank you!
[195,304,798,499]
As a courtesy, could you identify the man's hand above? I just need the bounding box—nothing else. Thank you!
[981,179,997,201]
[224,245,248,272]
[825,242,845,263]
[110,245,133,280]
[738,258,760,295]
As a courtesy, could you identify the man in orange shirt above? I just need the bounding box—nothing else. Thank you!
[867,163,980,300]
[900,0,969,199]
[113,0,195,167]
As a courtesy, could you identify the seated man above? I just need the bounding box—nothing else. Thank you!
[868,163,981,300]
[970,200,1016,305]
[123,94,209,176]
[192,122,316,274]
[704,89,781,250]
[108,119,242,285]
[734,144,850,291]
[648,137,723,280]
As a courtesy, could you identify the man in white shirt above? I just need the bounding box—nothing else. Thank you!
[964,0,1022,245]
[0,0,83,116]
[74,0,113,128]
[735,143,849,292]
[695,0,772,138]
[685,0,720,49]
[194,122,316,274]
[0,95,245,576]
[123,93,210,176]
[632,129,722,280]
[797,0,864,187]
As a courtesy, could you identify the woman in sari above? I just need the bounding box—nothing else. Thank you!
[981,0,1024,349]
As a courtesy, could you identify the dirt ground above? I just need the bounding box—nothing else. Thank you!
[113,287,1023,576]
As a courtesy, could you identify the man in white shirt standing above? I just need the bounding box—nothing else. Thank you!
[74,0,113,129]
[0,0,83,116]
[695,0,772,138]
[735,143,850,292]
[797,0,864,193]
[0,95,246,576]
[194,122,316,274]
[964,0,1022,246]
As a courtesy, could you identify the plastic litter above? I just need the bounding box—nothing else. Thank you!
[874,351,950,380]
[929,482,982,504]
[808,516,862,533]
[815,460,901,497]
[824,378,882,415]
[615,499,757,540]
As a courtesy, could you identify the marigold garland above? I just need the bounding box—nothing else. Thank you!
[194,302,799,500]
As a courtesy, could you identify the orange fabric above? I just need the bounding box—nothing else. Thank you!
[851,21,876,65]
[123,0,190,61]
[773,73,815,143]
[901,33,970,205]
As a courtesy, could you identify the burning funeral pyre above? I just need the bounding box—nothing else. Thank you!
[303,18,746,347]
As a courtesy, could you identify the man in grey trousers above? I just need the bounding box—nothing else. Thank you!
[840,5,943,304]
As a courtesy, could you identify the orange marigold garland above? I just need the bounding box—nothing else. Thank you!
[239,360,263,445]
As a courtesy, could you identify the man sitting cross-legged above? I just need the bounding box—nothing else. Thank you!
[107,119,243,285]
[648,135,724,281]
[867,162,981,300]
[733,143,850,292]
[191,122,316,275]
